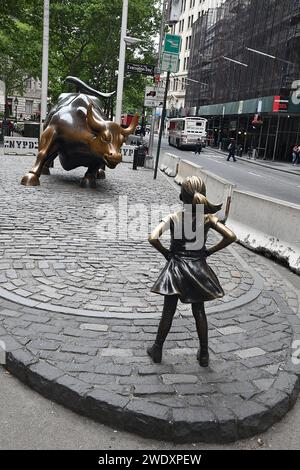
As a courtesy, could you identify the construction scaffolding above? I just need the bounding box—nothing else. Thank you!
[186,0,300,108]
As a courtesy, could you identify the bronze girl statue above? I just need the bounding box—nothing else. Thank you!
[147,176,237,367]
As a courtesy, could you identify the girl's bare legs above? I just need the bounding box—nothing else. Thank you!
[192,302,209,367]
[147,295,178,363]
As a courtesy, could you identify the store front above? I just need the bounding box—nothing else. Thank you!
[185,95,300,161]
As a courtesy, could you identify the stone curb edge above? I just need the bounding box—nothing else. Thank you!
[3,346,299,443]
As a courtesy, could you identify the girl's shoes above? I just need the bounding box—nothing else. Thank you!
[197,348,209,367]
[147,342,162,363]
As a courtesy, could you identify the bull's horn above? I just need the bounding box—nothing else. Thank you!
[87,103,106,133]
[121,113,140,137]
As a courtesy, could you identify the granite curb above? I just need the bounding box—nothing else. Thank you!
[2,326,299,443]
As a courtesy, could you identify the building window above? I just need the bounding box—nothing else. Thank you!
[26,78,32,90]
[25,100,33,115]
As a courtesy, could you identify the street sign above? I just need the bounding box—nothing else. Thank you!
[144,86,164,108]
[161,53,179,73]
[126,63,154,76]
[164,34,181,55]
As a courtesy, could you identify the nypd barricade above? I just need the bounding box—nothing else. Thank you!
[4,137,39,156]
[121,145,137,164]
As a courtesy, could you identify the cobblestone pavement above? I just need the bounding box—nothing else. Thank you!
[0,152,300,442]
[0,155,254,317]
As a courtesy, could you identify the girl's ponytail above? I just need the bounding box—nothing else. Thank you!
[181,177,222,214]
[192,191,222,214]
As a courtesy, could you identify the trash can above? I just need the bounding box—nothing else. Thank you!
[133,145,146,170]
[24,122,40,138]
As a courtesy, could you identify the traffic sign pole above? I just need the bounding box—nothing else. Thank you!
[154,70,170,180]
[148,0,168,160]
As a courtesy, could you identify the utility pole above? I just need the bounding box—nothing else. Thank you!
[154,70,170,179]
[273,114,280,161]
[40,0,50,137]
[116,0,129,124]
[148,0,168,158]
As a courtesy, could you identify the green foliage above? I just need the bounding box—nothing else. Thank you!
[0,0,42,95]
[0,0,161,114]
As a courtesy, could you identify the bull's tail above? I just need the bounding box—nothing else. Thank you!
[65,76,115,99]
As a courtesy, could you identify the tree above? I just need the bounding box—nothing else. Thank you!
[0,0,160,115]
[47,0,160,115]
[0,1,42,94]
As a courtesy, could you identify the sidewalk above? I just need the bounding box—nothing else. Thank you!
[0,153,299,443]
[212,147,300,176]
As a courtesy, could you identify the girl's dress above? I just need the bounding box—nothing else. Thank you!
[151,210,224,303]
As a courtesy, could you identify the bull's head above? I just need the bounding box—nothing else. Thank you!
[87,104,139,168]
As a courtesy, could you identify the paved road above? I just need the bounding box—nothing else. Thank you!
[156,139,300,206]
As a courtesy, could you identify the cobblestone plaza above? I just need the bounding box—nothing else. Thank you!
[0,152,300,442]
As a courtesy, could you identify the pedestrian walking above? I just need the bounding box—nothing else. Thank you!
[292,144,299,165]
[1,116,9,137]
[238,144,243,158]
[227,138,237,162]
[194,138,202,155]
[147,176,237,367]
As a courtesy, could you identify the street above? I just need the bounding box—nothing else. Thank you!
[155,138,300,206]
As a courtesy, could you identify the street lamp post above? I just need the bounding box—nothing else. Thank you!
[40,0,50,137]
[148,0,168,159]
[115,1,141,123]
[14,97,19,121]
[115,0,128,124]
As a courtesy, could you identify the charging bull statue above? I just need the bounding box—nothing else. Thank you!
[21,76,139,188]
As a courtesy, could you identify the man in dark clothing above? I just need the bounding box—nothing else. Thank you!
[227,139,237,162]
[1,117,9,137]
[194,138,202,155]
